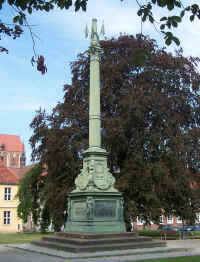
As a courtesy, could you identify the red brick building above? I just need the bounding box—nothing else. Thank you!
[0,134,26,170]
[0,134,34,232]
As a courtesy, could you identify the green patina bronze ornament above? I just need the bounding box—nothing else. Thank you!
[65,18,126,233]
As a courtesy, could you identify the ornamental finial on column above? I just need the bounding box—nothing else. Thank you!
[85,19,105,47]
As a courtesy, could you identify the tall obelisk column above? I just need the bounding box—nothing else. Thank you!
[65,18,126,233]
[89,18,101,150]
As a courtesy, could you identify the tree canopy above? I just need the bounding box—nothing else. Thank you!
[1,0,200,72]
[17,164,45,226]
[25,34,200,230]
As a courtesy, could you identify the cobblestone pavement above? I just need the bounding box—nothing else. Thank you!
[1,240,200,262]
[166,239,200,251]
[0,245,65,262]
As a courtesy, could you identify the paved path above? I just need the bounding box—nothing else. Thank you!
[167,239,200,251]
[1,239,200,262]
[0,245,65,262]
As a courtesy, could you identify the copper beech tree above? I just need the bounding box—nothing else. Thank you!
[27,35,200,230]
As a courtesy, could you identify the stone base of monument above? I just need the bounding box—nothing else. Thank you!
[31,232,166,253]
[65,192,126,233]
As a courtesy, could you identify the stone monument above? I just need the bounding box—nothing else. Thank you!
[31,19,166,252]
[65,18,126,233]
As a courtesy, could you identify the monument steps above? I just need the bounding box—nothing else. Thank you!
[31,239,166,253]
[31,232,166,253]
[42,235,155,245]
[56,232,138,239]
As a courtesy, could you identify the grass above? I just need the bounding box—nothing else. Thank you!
[0,232,53,244]
[128,256,200,262]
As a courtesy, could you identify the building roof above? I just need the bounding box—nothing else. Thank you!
[0,134,25,152]
[0,161,19,185]
[10,164,35,178]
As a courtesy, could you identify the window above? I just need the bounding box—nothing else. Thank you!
[196,213,200,223]
[167,215,173,224]
[4,211,11,225]
[176,216,182,224]
[160,215,164,224]
[137,217,144,225]
[4,188,11,200]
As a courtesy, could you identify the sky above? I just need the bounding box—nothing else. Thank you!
[0,0,200,165]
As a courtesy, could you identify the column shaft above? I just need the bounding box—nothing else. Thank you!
[89,54,101,148]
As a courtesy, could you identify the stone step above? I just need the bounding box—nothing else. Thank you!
[31,239,166,253]
[56,232,138,239]
[42,235,153,246]
[8,242,193,261]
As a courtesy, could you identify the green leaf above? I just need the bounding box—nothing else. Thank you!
[160,24,165,30]
[149,15,154,23]
[142,15,147,22]
[147,3,152,10]
[137,10,142,16]
[13,15,19,23]
[166,22,171,29]
[151,0,156,3]
[175,1,181,8]
[190,15,195,21]
[65,0,72,9]
[75,0,81,11]
[173,16,181,22]
[191,4,199,10]
[173,37,180,46]
[19,0,27,11]
[172,21,178,27]
[80,0,87,11]
[165,38,172,46]
[165,31,172,36]
[28,7,32,14]
[167,2,174,11]
[65,0,72,8]
[157,0,167,7]
[160,16,167,21]
[180,10,185,18]
[19,17,23,25]
[44,4,50,11]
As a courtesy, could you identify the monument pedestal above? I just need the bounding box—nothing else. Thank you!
[66,192,126,233]
[31,232,166,253]
[65,146,126,233]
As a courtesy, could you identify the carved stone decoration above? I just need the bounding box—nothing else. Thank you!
[86,196,94,220]
[93,162,115,191]
[67,200,71,221]
[73,157,117,192]
[119,198,124,221]
[74,163,90,191]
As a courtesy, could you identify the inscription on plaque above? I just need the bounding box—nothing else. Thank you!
[94,200,116,218]
[72,201,87,220]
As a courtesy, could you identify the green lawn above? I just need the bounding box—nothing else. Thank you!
[0,232,53,244]
[128,256,200,262]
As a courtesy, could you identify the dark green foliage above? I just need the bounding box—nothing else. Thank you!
[40,203,51,233]
[29,35,200,230]
[17,164,45,225]
[136,1,200,46]
[29,108,82,231]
